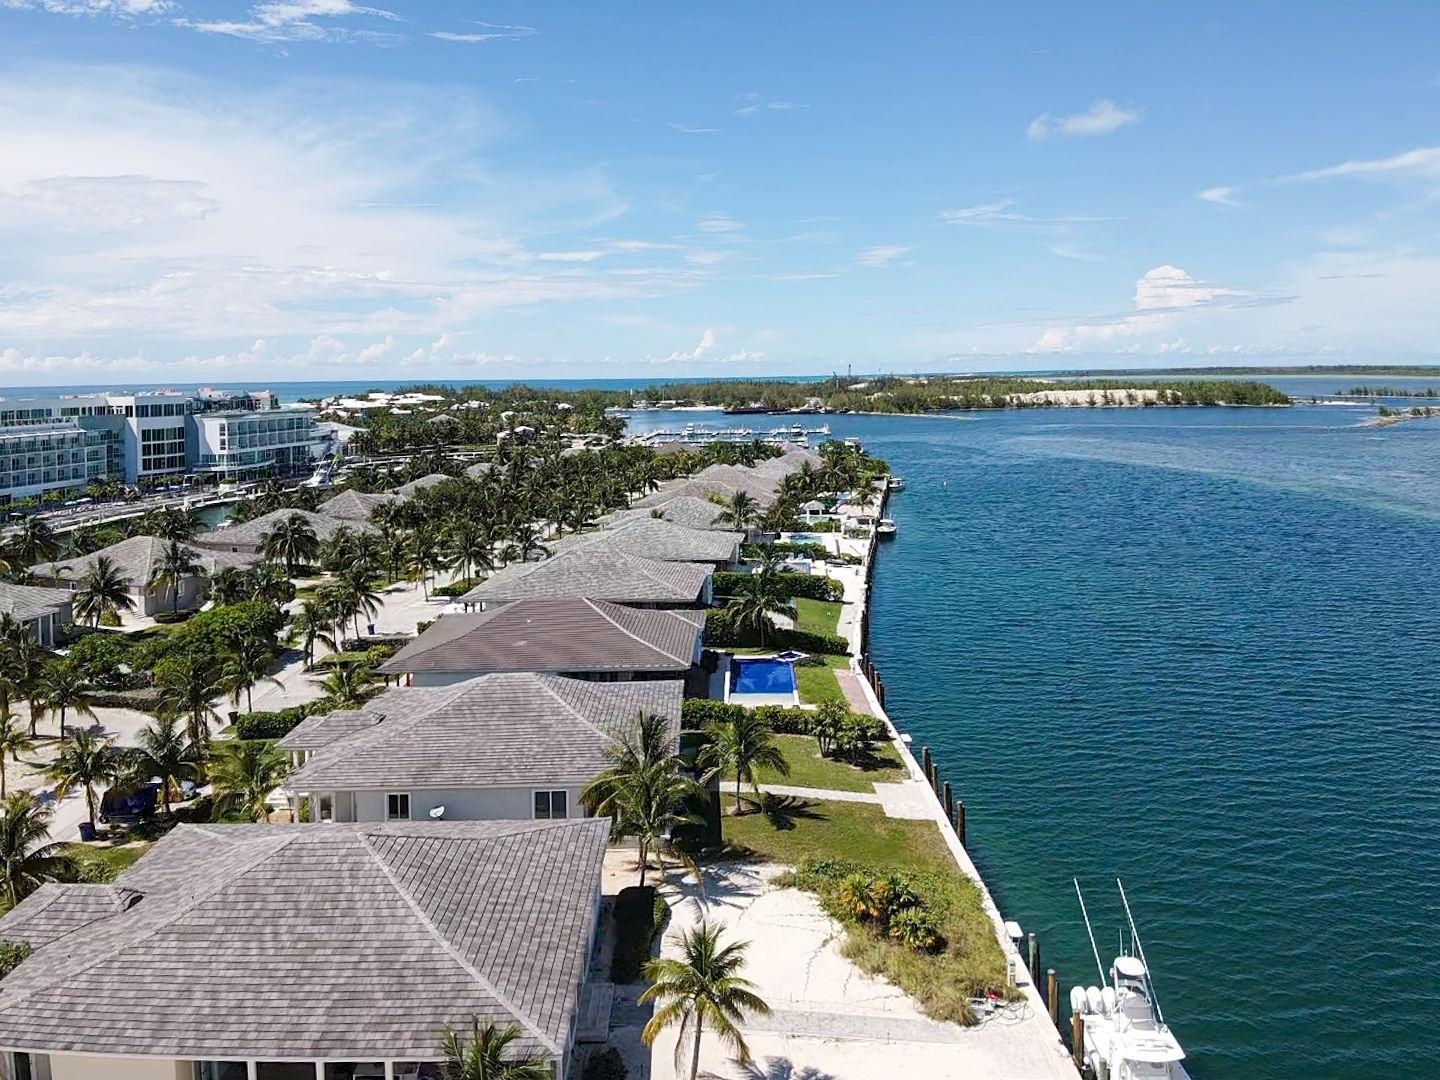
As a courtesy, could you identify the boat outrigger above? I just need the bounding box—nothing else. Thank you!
[1071,879,1190,1080]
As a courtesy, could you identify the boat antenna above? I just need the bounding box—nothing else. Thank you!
[1073,878,1106,984]
[1117,878,1166,1024]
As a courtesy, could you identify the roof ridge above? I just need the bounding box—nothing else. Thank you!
[0,828,299,1013]
[531,674,615,744]
[592,600,689,665]
[358,830,561,1056]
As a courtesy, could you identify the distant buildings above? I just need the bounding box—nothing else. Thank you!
[0,387,327,506]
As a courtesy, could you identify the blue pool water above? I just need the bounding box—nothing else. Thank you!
[731,658,797,695]
[785,532,828,544]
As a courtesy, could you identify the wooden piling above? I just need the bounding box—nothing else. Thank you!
[955,799,966,847]
[943,780,953,818]
[1071,1011,1084,1069]
[1047,969,1058,1025]
[1027,933,1037,987]
[921,746,932,777]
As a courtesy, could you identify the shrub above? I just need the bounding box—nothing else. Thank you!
[743,541,830,561]
[610,885,661,983]
[66,634,142,689]
[889,907,942,953]
[88,687,164,711]
[233,703,319,740]
[703,611,847,656]
[712,571,843,602]
[0,941,31,980]
[433,577,483,597]
[98,611,122,628]
[582,1048,628,1080]
[682,698,812,736]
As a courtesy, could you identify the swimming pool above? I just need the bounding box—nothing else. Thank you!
[786,533,828,545]
[731,658,797,695]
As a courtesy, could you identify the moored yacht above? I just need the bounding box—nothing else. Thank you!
[1071,880,1190,1080]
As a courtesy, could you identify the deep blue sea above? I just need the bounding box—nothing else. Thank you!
[627,391,1440,1080]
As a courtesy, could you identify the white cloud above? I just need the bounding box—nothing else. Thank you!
[771,271,839,282]
[0,0,172,15]
[535,250,604,263]
[179,0,403,44]
[734,94,809,117]
[938,199,1116,228]
[430,21,535,44]
[1278,146,1440,184]
[695,213,744,233]
[1027,99,1140,141]
[856,244,912,268]
[668,123,721,135]
[1197,185,1239,206]
[685,250,734,266]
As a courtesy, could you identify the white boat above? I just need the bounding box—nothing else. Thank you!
[887,476,905,491]
[1071,880,1190,1080]
[876,518,897,537]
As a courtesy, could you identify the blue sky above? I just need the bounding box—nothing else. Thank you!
[2,1,1440,385]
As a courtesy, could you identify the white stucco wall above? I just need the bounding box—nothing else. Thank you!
[347,785,585,822]
[45,1054,189,1080]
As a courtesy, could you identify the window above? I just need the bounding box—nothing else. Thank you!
[386,792,410,820]
[533,790,568,820]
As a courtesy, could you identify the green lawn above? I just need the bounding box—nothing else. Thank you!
[61,841,151,880]
[793,597,843,637]
[754,734,906,792]
[717,797,1011,1023]
[796,660,847,704]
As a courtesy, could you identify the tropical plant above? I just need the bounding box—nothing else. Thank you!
[407,524,443,599]
[438,1018,552,1080]
[0,616,42,724]
[146,539,204,615]
[330,568,384,640]
[47,728,118,831]
[208,738,287,823]
[444,518,494,584]
[286,598,336,670]
[260,512,319,575]
[887,906,941,953]
[73,554,136,627]
[120,715,201,816]
[0,716,34,799]
[694,709,788,813]
[720,568,794,647]
[207,565,252,606]
[315,659,378,708]
[0,793,74,910]
[220,630,282,714]
[809,700,847,758]
[7,516,59,566]
[154,654,225,747]
[715,490,760,531]
[33,659,96,738]
[640,917,770,1080]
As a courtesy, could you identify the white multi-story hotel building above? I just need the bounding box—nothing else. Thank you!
[0,388,327,505]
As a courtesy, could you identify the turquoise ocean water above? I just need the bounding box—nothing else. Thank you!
[626,391,1440,1079]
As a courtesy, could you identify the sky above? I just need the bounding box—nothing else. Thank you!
[2,2,1440,386]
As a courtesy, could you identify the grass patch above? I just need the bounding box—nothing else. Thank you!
[796,661,846,704]
[717,796,1010,1024]
[793,597,842,636]
[754,734,905,792]
[61,841,151,881]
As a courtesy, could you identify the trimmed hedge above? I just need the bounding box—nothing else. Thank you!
[434,577,483,597]
[703,611,847,656]
[610,885,663,983]
[233,703,319,740]
[712,571,843,602]
[682,698,886,743]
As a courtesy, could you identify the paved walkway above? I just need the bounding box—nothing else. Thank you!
[836,668,875,715]
[756,783,880,805]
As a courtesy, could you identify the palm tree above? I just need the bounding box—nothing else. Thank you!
[597,748,704,888]
[287,598,335,670]
[439,1018,552,1080]
[220,630,282,714]
[0,793,74,909]
[695,710,789,814]
[155,654,224,746]
[407,525,443,599]
[641,917,770,1080]
[331,568,384,640]
[582,712,679,819]
[147,507,198,542]
[121,715,200,816]
[8,516,59,567]
[207,565,251,606]
[146,539,204,615]
[73,554,136,627]
[0,715,35,798]
[315,659,378,708]
[34,659,96,738]
[248,562,297,608]
[715,490,760,532]
[0,615,36,722]
[47,727,117,832]
[445,518,493,585]
[260,512,319,575]
[209,738,287,823]
[721,569,794,647]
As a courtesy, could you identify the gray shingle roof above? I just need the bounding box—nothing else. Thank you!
[285,672,682,791]
[460,549,710,605]
[316,488,399,522]
[464,461,496,479]
[0,819,609,1061]
[195,509,375,550]
[603,495,732,532]
[0,581,72,620]
[547,517,741,564]
[378,598,701,677]
[274,709,382,752]
[394,473,452,497]
[752,448,821,477]
[30,535,256,585]
[632,475,776,511]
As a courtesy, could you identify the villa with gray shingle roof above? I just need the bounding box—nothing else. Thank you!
[192,508,375,557]
[547,516,742,567]
[378,598,703,686]
[460,548,712,608]
[603,494,734,533]
[29,535,257,617]
[394,472,452,497]
[632,474,777,512]
[0,819,608,1080]
[315,487,400,522]
[0,581,72,645]
[280,672,683,825]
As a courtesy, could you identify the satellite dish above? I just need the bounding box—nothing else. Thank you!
[429,805,446,819]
